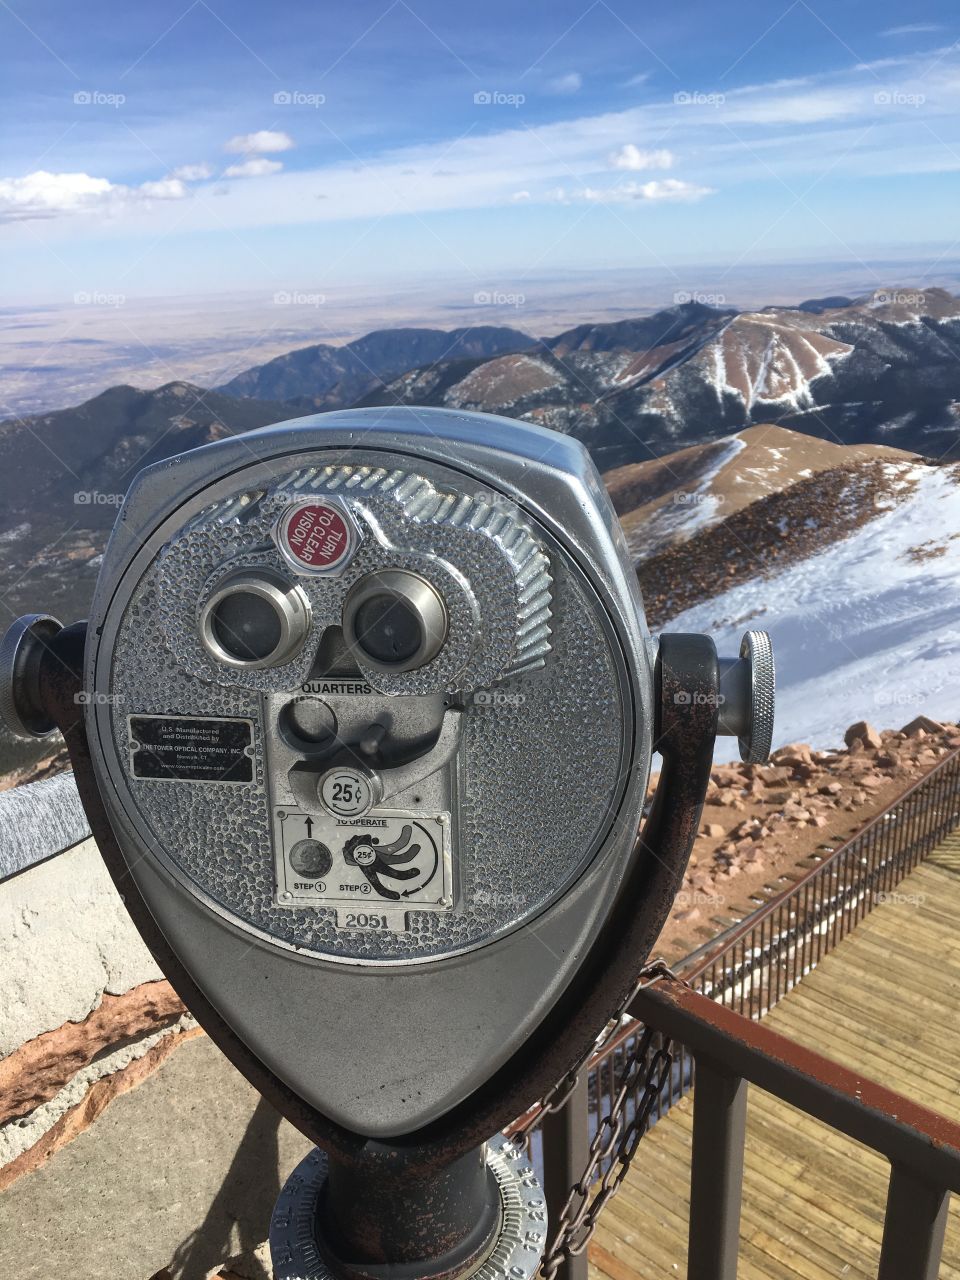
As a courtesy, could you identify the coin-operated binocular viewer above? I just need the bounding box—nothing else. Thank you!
[1,408,773,1280]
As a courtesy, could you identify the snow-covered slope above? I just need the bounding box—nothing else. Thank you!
[668,463,960,761]
[604,424,914,561]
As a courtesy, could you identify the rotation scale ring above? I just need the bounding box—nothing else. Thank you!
[269,1136,547,1280]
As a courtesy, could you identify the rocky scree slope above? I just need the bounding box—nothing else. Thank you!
[658,715,960,959]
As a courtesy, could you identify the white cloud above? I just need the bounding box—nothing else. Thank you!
[0,171,115,221]
[610,144,673,171]
[224,130,294,155]
[0,169,192,222]
[881,23,942,37]
[624,72,651,88]
[547,72,582,95]
[511,190,531,201]
[170,163,213,181]
[224,158,284,178]
[578,178,713,203]
[140,178,187,200]
[713,85,862,125]
[634,178,713,201]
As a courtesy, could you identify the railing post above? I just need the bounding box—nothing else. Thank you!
[540,1074,590,1280]
[877,1164,949,1280]
[687,1057,747,1280]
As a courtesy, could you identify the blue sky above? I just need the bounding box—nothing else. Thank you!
[1,0,958,301]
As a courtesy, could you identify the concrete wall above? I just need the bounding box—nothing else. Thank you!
[0,776,311,1278]
[0,778,190,1190]
[1,835,163,1054]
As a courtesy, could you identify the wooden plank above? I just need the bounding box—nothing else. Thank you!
[771,996,960,1094]
[589,1240,649,1280]
[766,998,960,1109]
[587,824,960,1279]
[786,964,960,1038]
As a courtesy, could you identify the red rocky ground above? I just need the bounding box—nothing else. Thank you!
[654,714,960,961]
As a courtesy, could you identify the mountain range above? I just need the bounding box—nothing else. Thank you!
[1,289,958,622]
[212,289,960,469]
[352,288,960,467]
[217,325,535,406]
[2,288,960,772]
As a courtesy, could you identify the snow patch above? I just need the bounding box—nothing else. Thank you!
[624,435,746,558]
[667,465,960,761]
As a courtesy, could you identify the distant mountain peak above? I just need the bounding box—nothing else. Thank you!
[3,284,960,633]
[216,323,535,406]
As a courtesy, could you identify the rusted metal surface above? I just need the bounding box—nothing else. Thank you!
[630,975,960,1195]
[539,1077,590,1280]
[522,1015,675,1280]
[320,1145,501,1279]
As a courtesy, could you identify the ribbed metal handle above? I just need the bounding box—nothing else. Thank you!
[737,630,775,762]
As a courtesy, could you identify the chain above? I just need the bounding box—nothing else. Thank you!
[514,960,685,1280]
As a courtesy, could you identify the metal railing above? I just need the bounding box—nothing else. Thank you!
[532,745,960,1280]
[629,974,960,1280]
[680,743,960,1014]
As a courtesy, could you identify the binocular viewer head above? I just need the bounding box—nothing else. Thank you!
[1,406,773,1156]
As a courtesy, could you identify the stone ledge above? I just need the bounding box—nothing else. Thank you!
[0,836,162,1056]
[0,1024,203,1192]
[0,979,186,1125]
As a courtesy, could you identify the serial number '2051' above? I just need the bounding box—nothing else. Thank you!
[333,907,408,932]
[341,911,390,930]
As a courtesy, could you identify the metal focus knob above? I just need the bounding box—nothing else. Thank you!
[0,614,64,739]
[717,630,775,763]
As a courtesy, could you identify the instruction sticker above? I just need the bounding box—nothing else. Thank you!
[129,715,254,783]
[273,807,452,922]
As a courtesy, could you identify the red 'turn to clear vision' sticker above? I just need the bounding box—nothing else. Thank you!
[275,500,358,575]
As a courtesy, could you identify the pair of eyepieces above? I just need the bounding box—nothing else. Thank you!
[199,568,447,675]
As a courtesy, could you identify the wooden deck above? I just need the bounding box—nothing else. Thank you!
[589,830,960,1280]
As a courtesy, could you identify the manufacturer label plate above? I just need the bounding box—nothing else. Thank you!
[129,715,254,783]
[273,807,452,920]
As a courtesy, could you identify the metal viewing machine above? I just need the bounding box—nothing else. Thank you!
[1,408,773,1279]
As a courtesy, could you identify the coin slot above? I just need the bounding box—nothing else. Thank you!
[279,696,339,754]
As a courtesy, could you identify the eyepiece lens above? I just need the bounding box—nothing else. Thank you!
[352,593,423,665]
[199,570,311,670]
[211,590,284,662]
[342,571,448,673]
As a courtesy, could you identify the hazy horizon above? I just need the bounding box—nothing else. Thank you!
[4,254,960,418]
